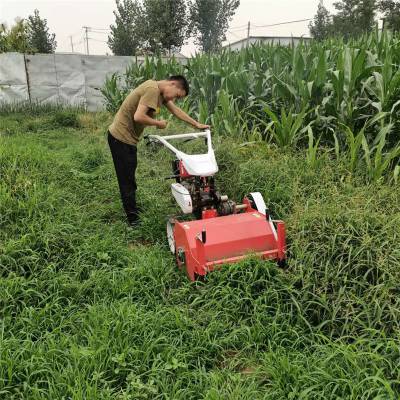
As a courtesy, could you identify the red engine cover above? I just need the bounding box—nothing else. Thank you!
[173,210,286,280]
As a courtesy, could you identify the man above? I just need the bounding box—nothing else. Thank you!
[107,75,209,226]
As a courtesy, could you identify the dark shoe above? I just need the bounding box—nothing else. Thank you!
[126,209,139,226]
[135,205,143,215]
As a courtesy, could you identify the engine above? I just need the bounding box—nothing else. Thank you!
[170,160,236,219]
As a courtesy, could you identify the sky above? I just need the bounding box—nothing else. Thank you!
[0,0,338,56]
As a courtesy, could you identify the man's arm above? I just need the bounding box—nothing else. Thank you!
[165,101,210,129]
[134,104,167,129]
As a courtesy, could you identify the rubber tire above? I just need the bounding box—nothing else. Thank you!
[166,218,176,254]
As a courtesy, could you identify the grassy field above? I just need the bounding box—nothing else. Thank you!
[1,107,400,399]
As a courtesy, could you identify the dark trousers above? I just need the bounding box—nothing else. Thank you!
[107,131,138,223]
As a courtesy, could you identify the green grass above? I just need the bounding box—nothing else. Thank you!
[1,109,400,399]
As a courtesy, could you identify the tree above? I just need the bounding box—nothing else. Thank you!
[0,23,7,52]
[189,0,240,53]
[108,0,143,56]
[26,9,57,53]
[0,18,33,53]
[142,0,188,54]
[332,0,377,39]
[309,3,333,41]
[379,0,400,31]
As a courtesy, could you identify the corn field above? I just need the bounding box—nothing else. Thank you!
[102,30,400,183]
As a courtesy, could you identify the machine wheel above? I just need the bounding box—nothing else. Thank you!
[166,218,176,254]
[247,192,268,215]
[278,259,288,269]
[247,192,279,241]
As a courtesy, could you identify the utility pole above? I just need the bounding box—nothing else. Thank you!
[83,26,90,55]
[69,36,74,52]
[247,21,250,47]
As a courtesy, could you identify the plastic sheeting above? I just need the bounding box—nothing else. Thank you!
[0,53,29,103]
[0,52,187,111]
[26,53,85,107]
[81,55,134,111]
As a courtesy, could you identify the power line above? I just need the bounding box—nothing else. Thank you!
[227,30,245,40]
[68,36,84,53]
[67,26,112,54]
[70,30,82,38]
[229,23,248,30]
[229,26,248,32]
[253,18,312,29]
[71,17,312,54]
[89,30,109,35]
[228,18,313,41]
[87,37,108,43]
[70,39,83,46]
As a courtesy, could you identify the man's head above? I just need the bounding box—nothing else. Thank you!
[161,75,189,102]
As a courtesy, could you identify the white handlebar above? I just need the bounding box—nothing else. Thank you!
[147,130,212,159]
[148,130,209,141]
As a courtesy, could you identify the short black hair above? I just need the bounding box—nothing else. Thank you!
[167,75,189,96]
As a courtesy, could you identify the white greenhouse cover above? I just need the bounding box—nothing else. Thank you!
[0,52,187,111]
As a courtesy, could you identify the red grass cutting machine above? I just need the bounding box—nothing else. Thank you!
[146,130,286,280]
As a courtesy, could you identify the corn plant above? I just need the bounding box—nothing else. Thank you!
[306,126,320,169]
[340,112,388,173]
[210,90,241,136]
[394,165,400,184]
[341,124,366,173]
[100,73,129,113]
[100,32,400,179]
[362,123,400,182]
[253,106,310,148]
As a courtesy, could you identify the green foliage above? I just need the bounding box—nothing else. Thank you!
[101,73,130,113]
[0,23,7,52]
[306,126,321,169]
[52,109,81,128]
[309,3,333,41]
[26,9,57,54]
[256,106,310,148]
[362,123,400,181]
[108,0,143,56]
[1,112,400,398]
[189,0,240,53]
[0,18,32,53]
[101,33,400,181]
[0,11,56,54]
[310,0,379,40]
[142,0,189,54]
[108,0,189,55]
[333,0,378,39]
[0,101,83,116]
[380,0,400,31]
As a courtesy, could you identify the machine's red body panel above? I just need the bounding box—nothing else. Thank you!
[174,208,286,281]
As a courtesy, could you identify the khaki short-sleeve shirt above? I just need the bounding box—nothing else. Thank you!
[109,80,162,145]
